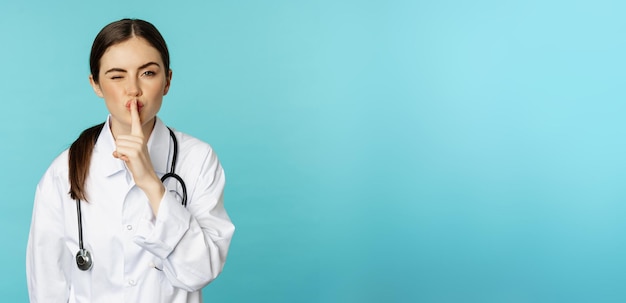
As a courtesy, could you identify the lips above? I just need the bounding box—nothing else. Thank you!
[125,100,144,111]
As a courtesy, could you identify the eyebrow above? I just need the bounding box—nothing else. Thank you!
[104,62,161,74]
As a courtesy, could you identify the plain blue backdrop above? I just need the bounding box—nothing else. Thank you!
[2,0,626,302]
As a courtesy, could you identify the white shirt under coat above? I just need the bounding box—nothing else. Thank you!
[26,116,235,303]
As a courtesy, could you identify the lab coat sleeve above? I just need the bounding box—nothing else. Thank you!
[26,164,72,302]
[133,147,234,291]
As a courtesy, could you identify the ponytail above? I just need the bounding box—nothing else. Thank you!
[68,123,105,201]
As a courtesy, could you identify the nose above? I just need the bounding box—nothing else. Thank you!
[126,78,142,97]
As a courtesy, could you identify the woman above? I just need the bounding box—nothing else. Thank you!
[26,19,235,302]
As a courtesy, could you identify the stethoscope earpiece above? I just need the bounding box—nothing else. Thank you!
[76,249,93,271]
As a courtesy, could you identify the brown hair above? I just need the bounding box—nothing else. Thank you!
[69,18,170,201]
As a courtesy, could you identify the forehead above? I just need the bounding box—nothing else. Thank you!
[99,37,163,70]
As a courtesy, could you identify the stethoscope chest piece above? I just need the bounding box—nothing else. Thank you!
[76,248,93,271]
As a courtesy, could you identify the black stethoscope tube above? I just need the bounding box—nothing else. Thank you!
[75,197,92,270]
[161,128,187,207]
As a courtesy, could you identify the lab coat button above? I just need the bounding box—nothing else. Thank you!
[126,225,133,230]
[129,279,136,286]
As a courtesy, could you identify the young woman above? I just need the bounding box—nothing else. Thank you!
[26,19,235,302]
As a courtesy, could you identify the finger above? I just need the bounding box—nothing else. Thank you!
[114,142,141,157]
[114,135,142,157]
[130,99,142,137]
[112,151,128,162]
[115,135,143,144]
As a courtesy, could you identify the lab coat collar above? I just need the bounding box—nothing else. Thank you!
[94,115,172,177]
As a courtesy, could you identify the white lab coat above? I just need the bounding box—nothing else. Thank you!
[26,116,235,303]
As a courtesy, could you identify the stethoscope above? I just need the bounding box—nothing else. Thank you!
[75,128,187,271]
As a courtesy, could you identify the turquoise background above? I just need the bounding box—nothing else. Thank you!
[1,0,626,302]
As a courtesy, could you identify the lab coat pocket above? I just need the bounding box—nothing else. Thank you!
[148,258,174,302]
[168,187,184,205]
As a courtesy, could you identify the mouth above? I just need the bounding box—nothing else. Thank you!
[125,100,145,112]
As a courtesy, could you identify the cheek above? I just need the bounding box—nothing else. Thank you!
[99,83,121,97]
[146,85,168,99]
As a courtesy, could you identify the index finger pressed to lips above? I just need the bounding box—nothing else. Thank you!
[130,99,142,137]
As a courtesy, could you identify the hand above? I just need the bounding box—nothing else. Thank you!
[113,99,164,214]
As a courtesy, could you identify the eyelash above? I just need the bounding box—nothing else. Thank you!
[109,71,156,80]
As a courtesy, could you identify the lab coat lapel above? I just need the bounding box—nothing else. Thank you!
[147,117,171,177]
[93,117,125,177]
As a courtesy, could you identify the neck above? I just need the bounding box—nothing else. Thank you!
[110,116,156,140]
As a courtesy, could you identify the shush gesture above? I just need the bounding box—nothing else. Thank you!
[113,99,164,213]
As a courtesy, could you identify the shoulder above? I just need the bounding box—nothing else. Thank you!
[173,130,220,163]
[169,130,224,183]
[36,149,70,190]
[46,149,70,179]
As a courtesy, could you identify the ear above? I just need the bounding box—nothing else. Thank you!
[89,75,104,98]
[163,69,173,96]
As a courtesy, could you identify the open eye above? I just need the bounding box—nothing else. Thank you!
[142,70,156,77]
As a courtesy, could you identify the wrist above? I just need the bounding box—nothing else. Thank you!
[139,176,165,215]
